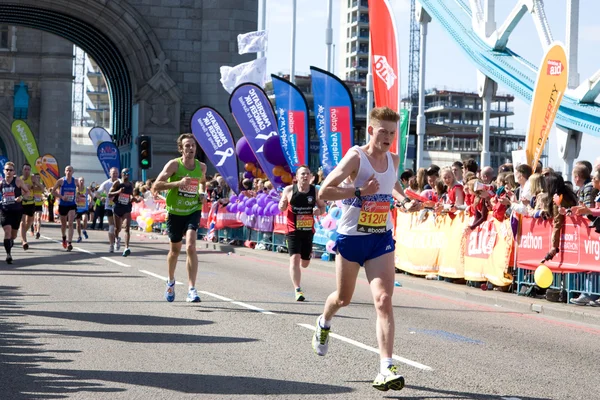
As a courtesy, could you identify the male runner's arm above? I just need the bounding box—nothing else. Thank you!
[108,181,122,197]
[318,150,379,201]
[51,178,64,201]
[198,163,207,204]
[278,185,292,212]
[152,160,186,194]
[314,190,327,216]
[16,178,29,200]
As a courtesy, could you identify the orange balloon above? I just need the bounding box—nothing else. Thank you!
[244,162,255,172]
[282,175,292,184]
[273,166,285,176]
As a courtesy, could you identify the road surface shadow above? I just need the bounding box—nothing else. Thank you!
[385,384,552,400]
[7,310,213,326]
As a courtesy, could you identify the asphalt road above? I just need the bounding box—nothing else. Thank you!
[1,224,599,400]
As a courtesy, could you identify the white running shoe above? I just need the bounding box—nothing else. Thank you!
[186,287,201,303]
[372,365,405,391]
[311,316,330,356]
[109,244,114,253]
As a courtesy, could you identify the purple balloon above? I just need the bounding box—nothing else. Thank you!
[257,206,265,216]
[236,137,257,164]
[251,204,259,215]
[257,195,266,208]
[229,203,238,213]
[244,206,252,215]
[246,197,257,208]
[243,171,254,180]
[269,203,280,216]
[263,135,288,166]
[230,195,238,203]
[239,194,246,202]
[226,203,233,212]
[269,189,278,197]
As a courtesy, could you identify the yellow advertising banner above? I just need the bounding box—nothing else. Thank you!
[11,120,40,173]
[395,211,514,286]
[525,42,568,168]
[38,154,59,189]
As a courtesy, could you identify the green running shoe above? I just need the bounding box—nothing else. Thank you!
[311,316,330,356]
[372,365,405,391]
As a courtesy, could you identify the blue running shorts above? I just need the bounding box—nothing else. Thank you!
[333,230,395,266]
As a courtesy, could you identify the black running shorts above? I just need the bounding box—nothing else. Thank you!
[166,211,201,243]
[287,231,314,261]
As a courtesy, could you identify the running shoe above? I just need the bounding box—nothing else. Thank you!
[165,281,175,302]
[62,238,67,249]
[83,230,88,239]
[122,248,131,257]
[115,237,122,251]
[76,237,82,243]
[22,243,29,251]
[6,255,12,264]
[67,243,73,252]
[311,316,330,356]
[295,288,305,302]
[372,365,405,392]
[186,287,201,303]
[109,244,114,253]
[35,232,40,240]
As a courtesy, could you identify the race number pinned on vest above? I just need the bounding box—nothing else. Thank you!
[3,189,15,204]
[357,201,388,234]
[118,193,131,205]
[178,178,199,198]
[63,191,75,202]
[295,214,314,230]
[76,194,86,208]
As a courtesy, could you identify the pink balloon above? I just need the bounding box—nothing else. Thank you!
[326,240,336,254]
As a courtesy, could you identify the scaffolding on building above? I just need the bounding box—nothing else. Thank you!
[72,46,86,127]
[407,0,421,117]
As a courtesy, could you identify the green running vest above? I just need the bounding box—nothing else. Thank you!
[165,158,203,216]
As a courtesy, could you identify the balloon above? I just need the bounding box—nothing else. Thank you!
[257,195,267,208]
[273,176,284,185]
[335,200,344,208]
[226,203,233,212]
[321,217,336,231]
[243,171,254,180]
[281,174,292,184]
[244,162,255,172]
[246,198,257,208]
[257,206,265,216]
[251,204,259,215]
[326,240,336,254]
[239,194,246,202]
[273,166,285,176]
[136,216,146,230]
[534,265,553,289]
[263,135,288,166]
[230,203,239,213]
[236,137,257,164]
[329,207,343,220]
[230,195,238,203]
[327,230,339,241]
[268,203,280,216]
[145,223,153,232]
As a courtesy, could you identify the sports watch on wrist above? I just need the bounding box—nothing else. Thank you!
[354,188,361,198]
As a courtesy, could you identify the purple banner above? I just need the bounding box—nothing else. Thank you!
[191,107,240,194]
[255,215,274,232]
[229,83,282,189]
[97,141,121,178]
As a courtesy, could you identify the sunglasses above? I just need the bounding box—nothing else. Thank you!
[4,168,14,172]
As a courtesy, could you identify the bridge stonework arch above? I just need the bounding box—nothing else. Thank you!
[0,0,258,176]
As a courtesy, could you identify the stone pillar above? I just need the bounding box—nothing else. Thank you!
[38,32,73,172]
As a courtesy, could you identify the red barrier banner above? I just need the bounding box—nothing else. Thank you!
[517,216,600,272]
[273,213,288,235]
[200,201,211,229]
[215,206,243,230]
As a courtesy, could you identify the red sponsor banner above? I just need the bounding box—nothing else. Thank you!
[200,201,211,229]
[368,0,400,153]
[215,206,244,230]
[273,213,288,235]
[517,216,600,272]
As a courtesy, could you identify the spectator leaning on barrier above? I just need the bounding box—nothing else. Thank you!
[514,163,533,204]
[573,162,598,208]
[441,167,465,207]
[480,166,495,185]
[425,165,440,190]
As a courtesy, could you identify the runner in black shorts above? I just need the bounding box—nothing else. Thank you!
[278,165,326,301]
[109,169,142,257]
[19,163,38,250]
[1,161,30,264]
[32,174,45,239]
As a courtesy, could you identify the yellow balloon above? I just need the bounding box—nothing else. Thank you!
[534,264,553,289]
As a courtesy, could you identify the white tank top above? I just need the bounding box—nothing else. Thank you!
[336,146,397,236]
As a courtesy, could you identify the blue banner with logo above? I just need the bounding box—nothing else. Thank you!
[271,75,309,173]
[0,155,7,178]
[191,106,240,194]
[229,83,284,189]
[97,141,121,178]
[310,66,355,176]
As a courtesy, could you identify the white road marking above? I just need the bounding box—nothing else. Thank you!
[74,247,96,255]
[298,323,433,371]
[198,290,276,315]
[41,236,95,255]
[101,257,130,267]
[138,269,184,285]
[501,398,522,400]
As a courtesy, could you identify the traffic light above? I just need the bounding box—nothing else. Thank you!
[138,135,152,169]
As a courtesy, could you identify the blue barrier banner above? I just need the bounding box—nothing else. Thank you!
[310,66,354,176]
[0,155,7,178]
[229,83,282,189]
[271,75,309,173]
[191,106,240,194]
[97,141,121,178]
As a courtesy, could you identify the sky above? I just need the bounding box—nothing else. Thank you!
[264,0,600,170]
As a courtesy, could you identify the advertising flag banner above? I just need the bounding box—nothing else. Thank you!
[220,58,267,94]
[89,127,112,148]
[368,0,401,153]
[191,106,240,194]
[40,154,59,188]
[0,155,7,178]
[237,30,268,54]
[525,42,568,168]
[271,74,309,173]
[398,109,410,171]
[97,141,121,179]
[229,83,282,189]
[11,120,40,172]
[310,66,354,176]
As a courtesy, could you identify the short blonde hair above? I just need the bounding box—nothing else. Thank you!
[370,106,400,125]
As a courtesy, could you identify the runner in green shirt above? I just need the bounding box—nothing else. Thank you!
[153,133,207,303]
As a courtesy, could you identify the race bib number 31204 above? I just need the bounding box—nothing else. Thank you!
[357,201,388,234]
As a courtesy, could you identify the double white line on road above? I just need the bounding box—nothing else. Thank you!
[41,234,432,371]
